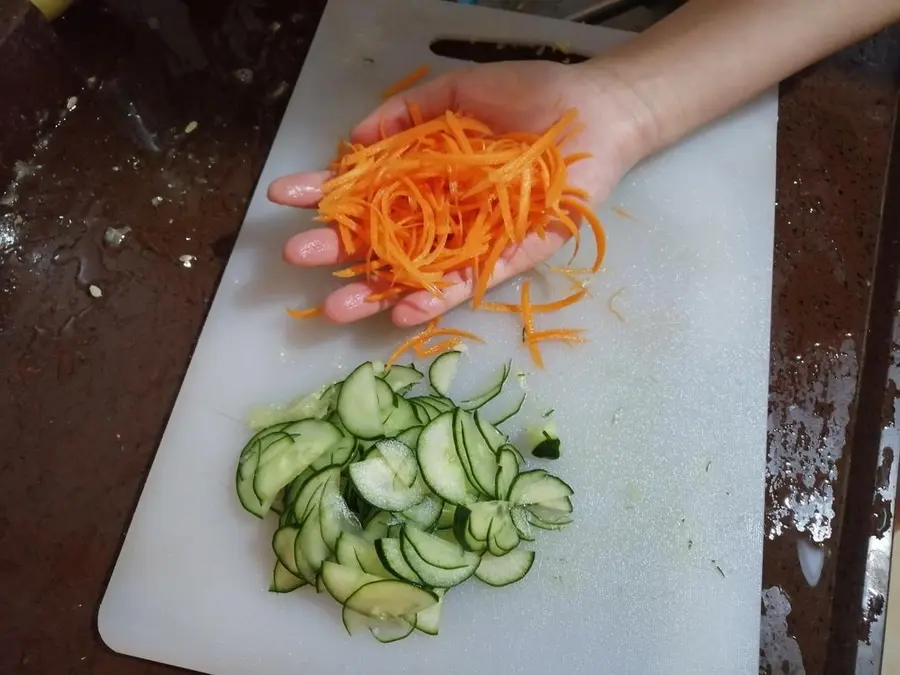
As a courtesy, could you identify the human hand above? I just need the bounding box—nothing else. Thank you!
[268,59,654,327]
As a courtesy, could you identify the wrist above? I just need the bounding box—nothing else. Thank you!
[574,57,664,173]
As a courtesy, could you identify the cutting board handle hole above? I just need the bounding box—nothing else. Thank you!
[429,38,589,65]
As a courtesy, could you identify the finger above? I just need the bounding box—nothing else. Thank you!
[391,227,570,327]
[283,228,361,267]
[322,281,401,324]
[350,72,461,145]
[267,171,332,208]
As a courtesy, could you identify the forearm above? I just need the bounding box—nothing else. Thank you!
[591,0,900,159]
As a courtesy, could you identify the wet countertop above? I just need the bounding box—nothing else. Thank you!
[2,2,900,674]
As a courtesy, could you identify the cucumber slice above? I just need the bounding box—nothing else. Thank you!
[510,506,536,541]
[395,425,423,450]
[292,467,333,523]
[416,396,455,413]
[381,364,424,394]
[311,431,357,471]
[348,451,426,512]
[456,410,498,498]
[321,560,384,604]
[271,560,307,593]
[417,412,479,506]
[336,532,393,577]
[383,396,420,438]
[341,606,416,643]
[401,536,477,588]
[248,384,338,431]
[296,509,331,581]
[344,579,438,619]
[410,399,441,424]
[236,423,293,517]
[508,470,574,506]
[337,362,384,439]
[415,588,445,636]
[429,350,461,396]
[488,515,521,556]
[399,493,443,530]
[474,412,506,452]
[375,538,424,585]
[272,526,302,576]
[527,503,574,526]
[474,550,535,587]
[253,419,343,509]
[535,496,573,513]
[402,527,480,587]
[363,510,394,540]
[491,390,526,427]
[436,503,456,529]
[461,360,510,410]
[495,446,519,501]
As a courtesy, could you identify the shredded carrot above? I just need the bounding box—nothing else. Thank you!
[530,329,587,344]
[381,65,433,100]
[613,206,636,221]
[387,316,481,365]
[481,288,587,314]
[286,306,323,319]
[292,104,610,367]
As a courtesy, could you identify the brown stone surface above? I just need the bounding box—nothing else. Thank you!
[1,2,899,674]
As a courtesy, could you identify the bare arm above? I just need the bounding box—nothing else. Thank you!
[591,0,900,158]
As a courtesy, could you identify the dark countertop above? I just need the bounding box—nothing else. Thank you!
[1,2,899,674]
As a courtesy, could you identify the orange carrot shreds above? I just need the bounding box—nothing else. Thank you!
[530,328,588,344]
[285,306,323,319]
[315,107,604,307]
[612,206,636,221]
[518,279,545,368]
[481,288,588,315]
[427,327,485,343]
[416,337,463,357]
[387,326,431,366]
[381,65,432,100]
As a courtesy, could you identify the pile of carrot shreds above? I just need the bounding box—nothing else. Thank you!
[289,68,606,368]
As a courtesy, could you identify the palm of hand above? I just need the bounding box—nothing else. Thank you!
[268,60,639,326]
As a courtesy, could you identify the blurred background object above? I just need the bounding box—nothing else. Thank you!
[29,0,75,21]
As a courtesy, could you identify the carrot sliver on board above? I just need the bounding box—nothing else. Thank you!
[285,92,608,366]
[381,65,433,100]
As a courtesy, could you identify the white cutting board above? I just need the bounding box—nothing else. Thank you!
[98,1,777,673]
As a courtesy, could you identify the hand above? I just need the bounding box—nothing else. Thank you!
[268,59,654,327]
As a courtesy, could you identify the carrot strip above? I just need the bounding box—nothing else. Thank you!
[481,288,587,314]
[285,306,323,319]
[416,337,463,357]
[530,329,588,344]
[381,65,432,100]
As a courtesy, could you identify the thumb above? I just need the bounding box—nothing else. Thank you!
[350,70,461,145]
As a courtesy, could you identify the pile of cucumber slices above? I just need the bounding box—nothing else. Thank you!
[236,352,575,642]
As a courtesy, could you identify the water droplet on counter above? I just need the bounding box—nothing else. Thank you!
[66,96,78,111]
[178,254,196,268]
[184,121,198,134]
[88,284,102,298]
[151,196,163,207]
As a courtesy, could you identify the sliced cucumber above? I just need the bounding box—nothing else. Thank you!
[380,364,424,394]
[417,412,479,506]
[510,506,536,542]
[491,390,526,427]
[474,412,506,452]
[272,526,301,577]
[342,606,417,643]
[415,588,445,635]
[508,470,574,506]
[321,560,384,604]
[399,493,443,530]
[271,560,307,593]
[363,510,394,540]
[394,425,423,450]
[474,550,535,587]
[495,446,519,500]
[461,360,511,410]
[253,419,343,510]
[336,532,393,577]
[338,362,384,439]
[402,527,480,588]
[236,423,293,517]
[375,537,424,585]
[348,451,426,512]
[344,579,438,620]
[429,350,461,396]
[382,396,420,438]
[455,409,498,498]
